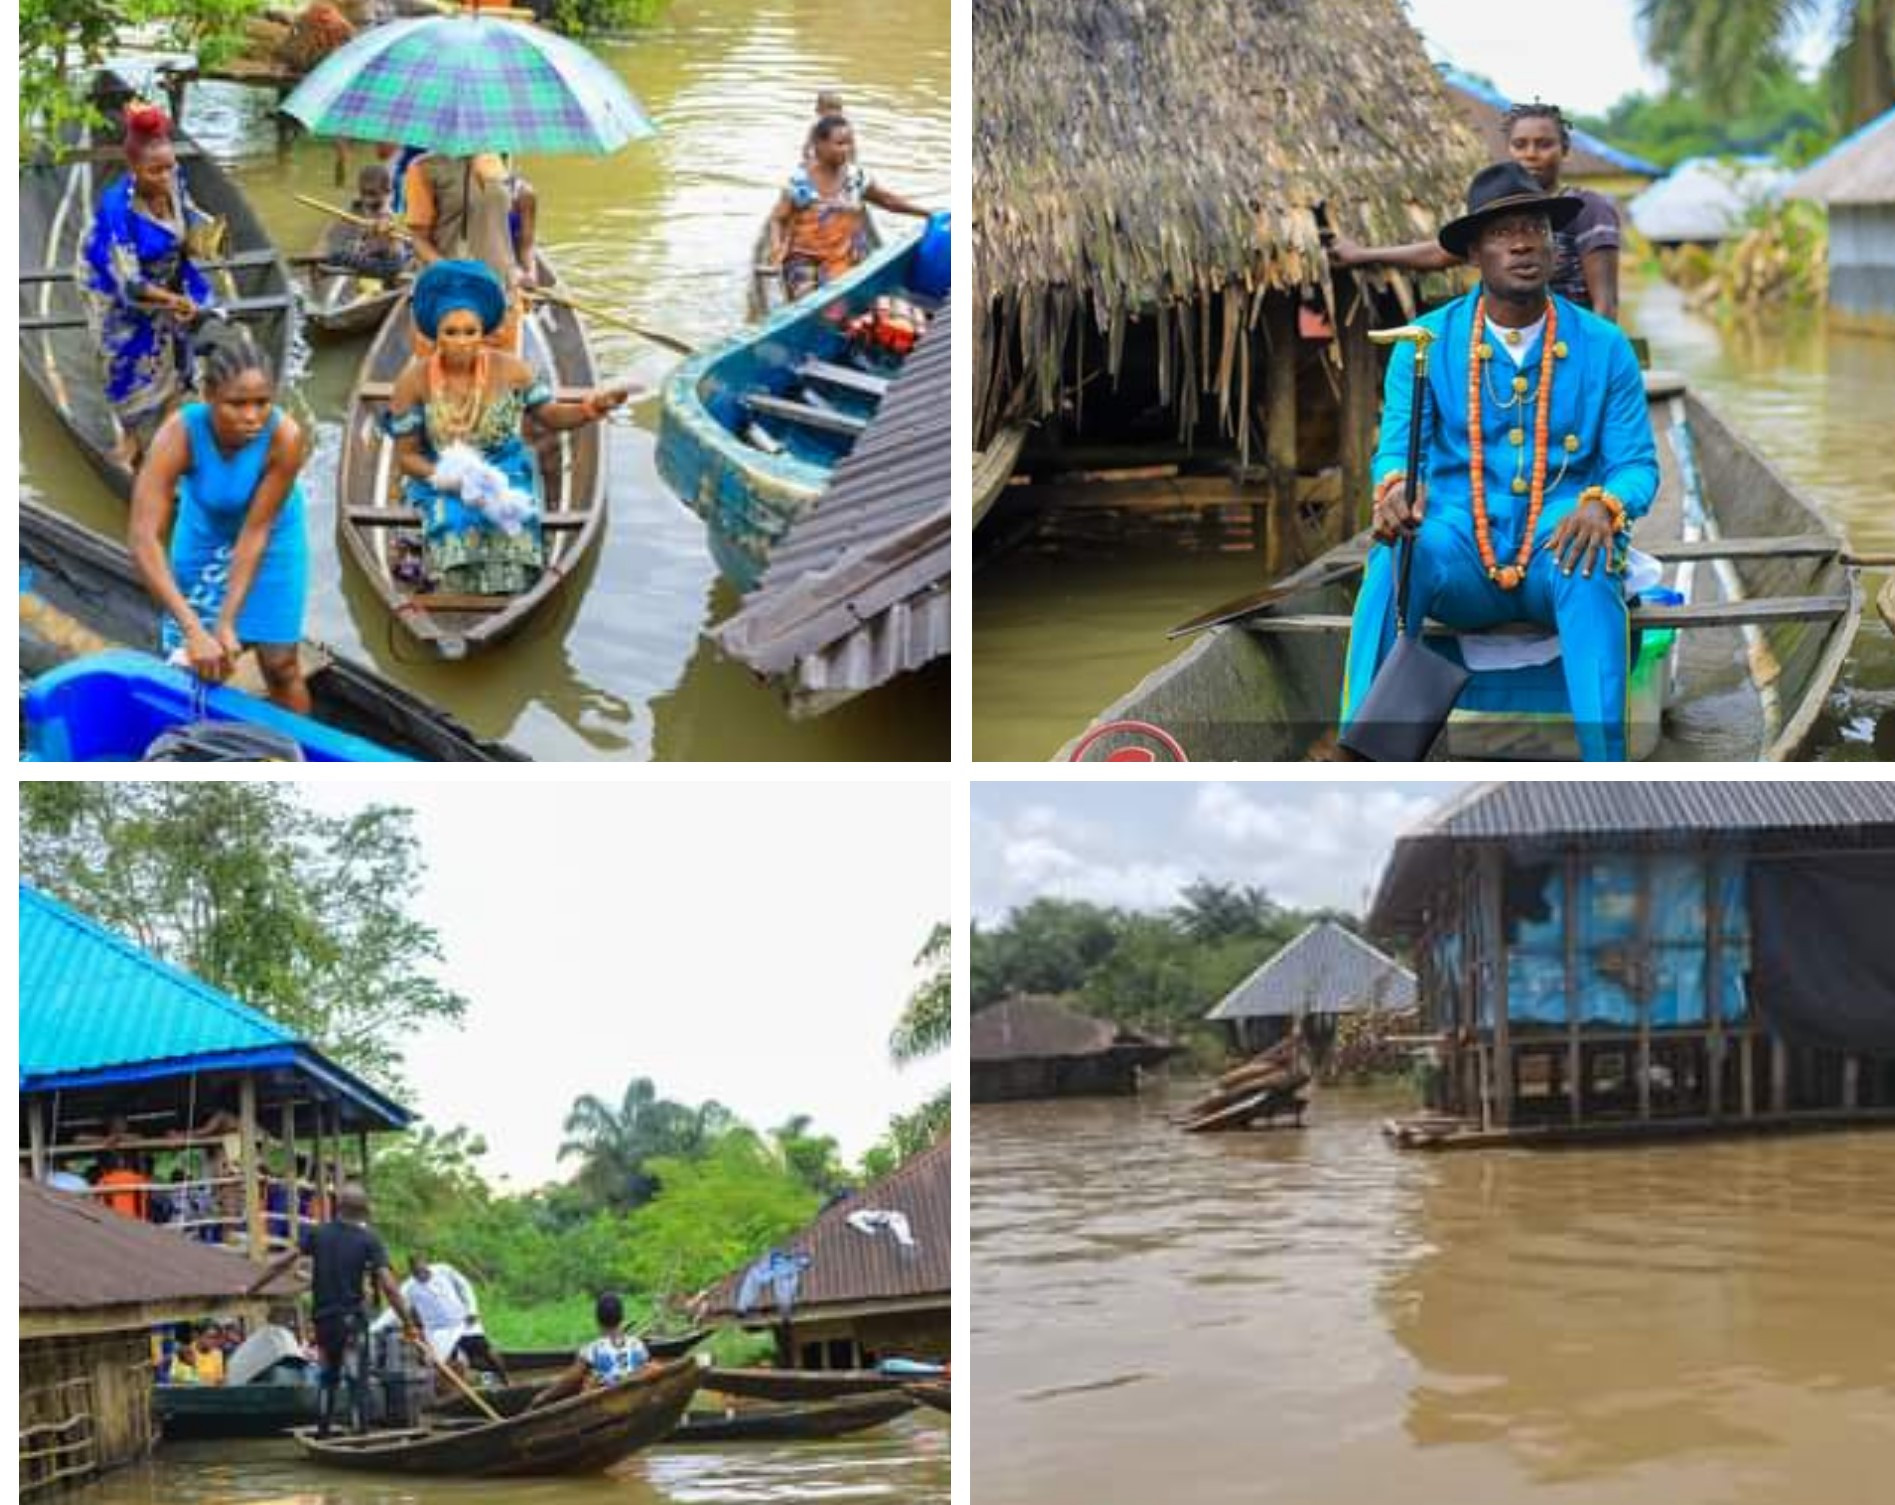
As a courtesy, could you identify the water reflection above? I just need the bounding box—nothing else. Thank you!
[973,1084,1895,1505]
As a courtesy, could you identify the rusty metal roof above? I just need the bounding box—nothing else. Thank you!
[20,1179,300,1322]
[709,301,951,714]
[1372,781,1895,932]
[1207,921,1416,1020]
[970,995,1174,1061]
[700,1140,949,1322]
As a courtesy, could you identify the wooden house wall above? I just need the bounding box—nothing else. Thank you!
[1829,204,1895,331]
[1419,842,1895,1133]
[20,1332,152,1495]
[972,1056,1145,1102]
[781,1308,950,1370]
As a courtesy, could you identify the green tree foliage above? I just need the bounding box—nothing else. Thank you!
[1577,62,1839,170]
[971,898,1121,1007]
[890,922,950,1063]
[550,0,671,37]
[1170,880,1282,943]
[19,784,467,1095]
[1637,0,1893,130]
[771,1116,849,1199]
[556,1077,739,1214]
[624,1134,821,1299]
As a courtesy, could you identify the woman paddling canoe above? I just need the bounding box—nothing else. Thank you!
[767,116,931,301]
[128,324,313,712]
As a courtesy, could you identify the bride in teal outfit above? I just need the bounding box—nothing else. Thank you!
[386,260,629,596]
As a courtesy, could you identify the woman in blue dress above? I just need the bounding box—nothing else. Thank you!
[128,326,313,712]
[387,260,629,596]
[78,101,220,466]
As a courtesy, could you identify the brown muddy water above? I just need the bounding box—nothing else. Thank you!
[85,1415,947,1504]
[973,1083,1895,1505]
[973,272,1895,761]
[21,0,949,758]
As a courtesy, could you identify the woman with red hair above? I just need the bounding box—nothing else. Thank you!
[77,101,221,465]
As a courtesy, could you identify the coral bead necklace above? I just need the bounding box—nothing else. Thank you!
[1468,294,1557,590]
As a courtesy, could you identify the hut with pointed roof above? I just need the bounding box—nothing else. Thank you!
[974,0,1485,563]
[1207,919,1416,1055]
[1786,105,1895,334]
[18,884,411,1261]
[696,1140,950,1371]
[971,995,1176,1101]
[1438,68,1662,199]
[1369,782,1895,1148]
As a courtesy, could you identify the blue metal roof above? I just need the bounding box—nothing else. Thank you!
[1440,68,1664,179]
[19,885,410,1126]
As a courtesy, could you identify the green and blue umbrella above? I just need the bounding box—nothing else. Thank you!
[282,15,656,157]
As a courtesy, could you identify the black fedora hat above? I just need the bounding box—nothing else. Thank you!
[1438,162,1583,258]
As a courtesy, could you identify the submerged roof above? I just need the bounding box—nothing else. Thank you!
[1439,69,1662,180]
[19,885,410,1129]
[1629,156,1788,242]
[20,1180,297,1328]
[699,1140,950,1321]
[1371,782,1895,931]
[1207,921,1416,1020]
[971,994,1170,1060]
[1786,106,1895,206]
[711,298,951,713]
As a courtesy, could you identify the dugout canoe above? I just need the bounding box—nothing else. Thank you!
[293,1356,699,1477]
[701,1367,916,1403]
[904,1381,950,1415]
[18,73,296,501]
[20,499,524,760]
[1880,574,1895,637]
[1060,378,1862,762]
[497,1330,711,1372]
[335,254,605,659]
[295,229,406,341]
[155,1380,319,1439]
[659,214,950,592]
[670,1392,917,1443]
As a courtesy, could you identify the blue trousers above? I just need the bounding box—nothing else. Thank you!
[1340,518,1631,762]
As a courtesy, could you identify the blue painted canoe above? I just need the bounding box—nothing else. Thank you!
[657,213,951,592]
[23,650,410,762]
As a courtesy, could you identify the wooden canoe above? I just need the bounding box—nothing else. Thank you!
[1879,574,1895,638]
[702,1367,917,1403]
[1060,379,1862,762]
[295,231,406,341]
[20,499,524,760]
[293,1356,698,1476]
[18,73,296,501]
[972,423,1029,528]
[904,1381,950,1415]
[670,1392,916,1443]
[748,212,884,322]
[659,222,945,592]
[335,254,605,659]
[155,1381,318,1439]
[497,1330,710,1372]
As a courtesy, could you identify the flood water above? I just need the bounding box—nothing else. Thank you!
[87,1416,947,1504]
[973,272,1895,761]
[21,0,950,758]
[973,1084,1895,1505]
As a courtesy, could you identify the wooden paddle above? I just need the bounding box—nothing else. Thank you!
[409,1334,502,1422]
[294,196,695,357]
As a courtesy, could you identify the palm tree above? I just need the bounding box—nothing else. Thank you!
[1639,0,1895,128]
[890,923,950,1064]
[557,1079,737,1211]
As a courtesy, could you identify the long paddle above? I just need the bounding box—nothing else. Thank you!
[409,1334,502,1422]
[295,195,694,357]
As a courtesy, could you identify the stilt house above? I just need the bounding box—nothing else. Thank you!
[1207,920,1416,1055]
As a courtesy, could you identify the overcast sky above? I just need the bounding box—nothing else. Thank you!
[1401,0,1833,115]
[295,783,949,1191]
[972,782,1469,925]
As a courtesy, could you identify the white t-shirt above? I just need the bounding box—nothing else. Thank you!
[403,1263,481,1357]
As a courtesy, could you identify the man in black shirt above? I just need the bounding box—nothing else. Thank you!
[250,1181,418,1436]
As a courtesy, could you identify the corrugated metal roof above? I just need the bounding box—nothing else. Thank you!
[1441,70,1662,179]
[19,885,410,1127]
[20,1179,299,1317]
[1206,921,1416,1020]
[971,996,1120,1060]
[1371,782,1895,932]
[1786,105,1895,206]
[710,299,951,712]
[700,1140,949,1321]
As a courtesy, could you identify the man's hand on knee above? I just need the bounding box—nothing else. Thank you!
[1545,498,1619,578]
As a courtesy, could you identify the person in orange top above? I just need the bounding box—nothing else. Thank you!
[94,1153,150,1220]
[766,117,931,301]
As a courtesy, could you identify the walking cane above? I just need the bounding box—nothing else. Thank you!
[1337,324,1470,761]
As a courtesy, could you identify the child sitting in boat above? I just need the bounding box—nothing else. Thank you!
[384,261,631,597]
[323,162,409,284]
[526,1292,650,1410]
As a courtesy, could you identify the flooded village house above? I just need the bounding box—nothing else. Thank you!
[19,884,412,1487]
[698,1140,950,1370]
[974,0,1483,560]
[1206,919,1416,1058]
[1786,104,1895,335]
[971,995,1176,1101]
[1369,784,1895,1144]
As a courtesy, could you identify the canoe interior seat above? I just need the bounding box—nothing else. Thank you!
[745,393,868,437]
[349,506,591,531]
[21,292,294,334]
[404,592,510,613]
[797,358,890,400]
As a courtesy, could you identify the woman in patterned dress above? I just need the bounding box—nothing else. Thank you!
[766,116,931,300]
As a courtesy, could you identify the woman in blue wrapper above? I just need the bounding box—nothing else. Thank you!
[78,101,221,467]
[129,325,312,712]
[385,260,629,596]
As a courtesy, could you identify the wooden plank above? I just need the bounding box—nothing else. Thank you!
[240,1075,264,1262]
[1645,535,1840,561]
[347,507,592,531]
[20,250,280,284]
[404,592,509,613]
[1241,595,1854,635]
[1484,849,1512,1129]
[799,358,890,399]
[745,393,868,437]
[21,294,294,332]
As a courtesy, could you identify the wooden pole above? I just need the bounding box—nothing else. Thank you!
[1336,279,1378,541]
[1565,852,1582,1128]
[239,1076,265,1262]
[1636,856,1653,1122]
[1484,849,1512,1129]
[1771,1037,1789,1115]
[415,1337,501,1422]
[281,1101,299,1251]
[1844,1056,1860,1111]
[29,1097,47,1181]
[312,1102,328,1222]
[1706,858,1725,1121]
[1263,296,1298,574]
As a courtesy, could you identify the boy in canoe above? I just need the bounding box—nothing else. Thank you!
[1339,162,1658,762]
[526,1293,651,1410]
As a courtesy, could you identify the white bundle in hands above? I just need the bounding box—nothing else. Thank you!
[432,443,539,537]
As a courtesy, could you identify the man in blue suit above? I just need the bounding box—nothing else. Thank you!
[1340,162,1659,761]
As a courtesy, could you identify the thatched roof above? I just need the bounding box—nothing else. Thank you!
[975,0,1486,444]
[1786,105,1895,206]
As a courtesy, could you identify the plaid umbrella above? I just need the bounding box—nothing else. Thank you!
[281,15,656,156]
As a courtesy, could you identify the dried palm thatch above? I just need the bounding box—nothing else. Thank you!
[975,0,1486,450]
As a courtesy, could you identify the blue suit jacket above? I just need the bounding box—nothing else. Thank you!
[1371,290,1658,558]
